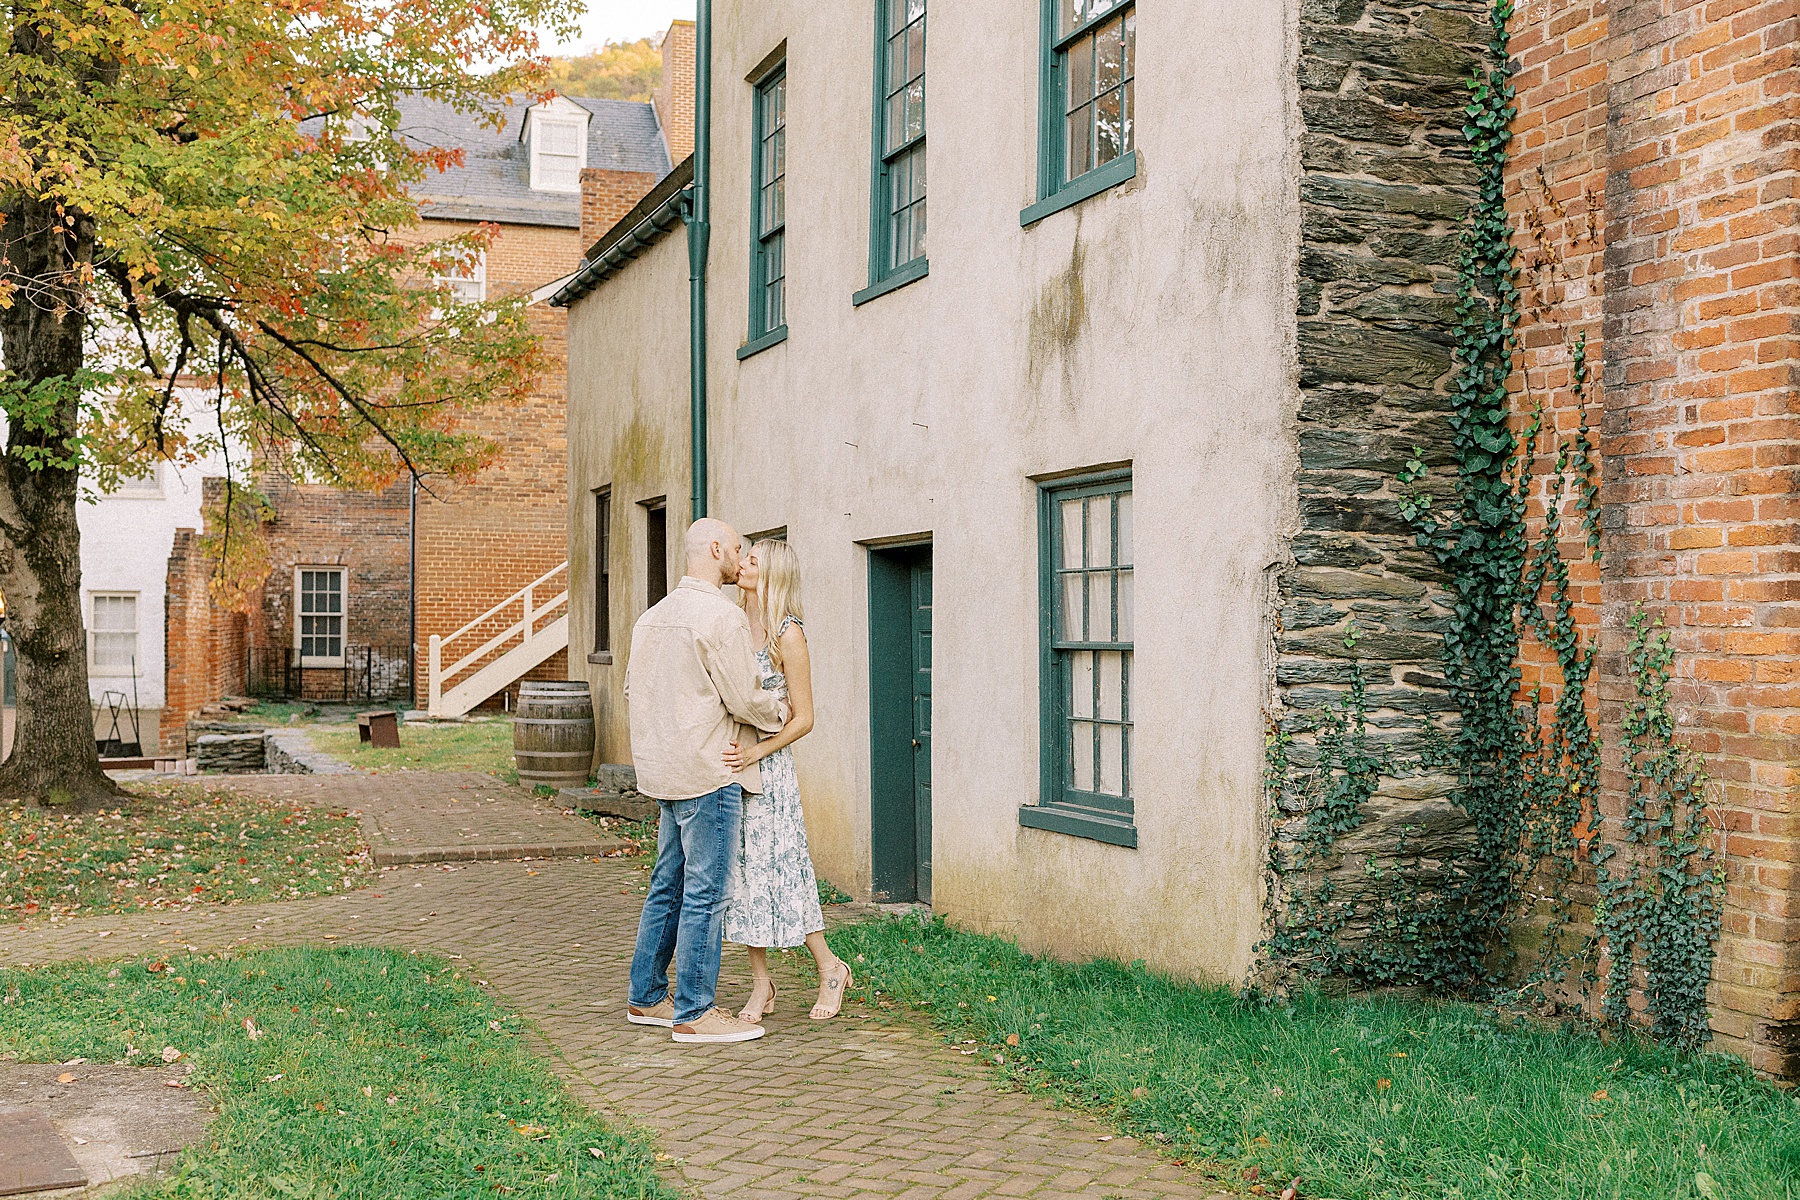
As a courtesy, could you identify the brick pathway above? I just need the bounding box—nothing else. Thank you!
[188,772,618,864]
[6,776,1226,1200]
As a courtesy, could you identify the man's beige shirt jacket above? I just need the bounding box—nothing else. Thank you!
[625,576,789,801]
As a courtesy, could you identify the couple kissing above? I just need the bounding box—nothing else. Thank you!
[623,518,853,1044]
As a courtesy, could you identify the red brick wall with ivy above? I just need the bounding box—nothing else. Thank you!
[1508,0,1799,1075]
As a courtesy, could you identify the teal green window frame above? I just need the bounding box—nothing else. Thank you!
[1020,468,1137,849]
[746,59,788,351]
[855,0,928,306]
[1021,0,1137,229]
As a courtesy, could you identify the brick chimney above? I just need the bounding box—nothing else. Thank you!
[580,166,661,248]
[655,20,696,164]
[577,23,693,251]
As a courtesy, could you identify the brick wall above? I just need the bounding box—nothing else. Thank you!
[409,218,587,709]
[656,20,696,164]
[252,472,413,683]
[581,169,662,247]
[163,520,247,747]
[1509,0,1799,1074]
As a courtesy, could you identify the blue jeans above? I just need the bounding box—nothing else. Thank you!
[628,783,742,1026]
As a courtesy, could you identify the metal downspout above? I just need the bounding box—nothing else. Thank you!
[688,0,713,521]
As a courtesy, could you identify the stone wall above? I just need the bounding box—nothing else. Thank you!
[1273,0,1490,943]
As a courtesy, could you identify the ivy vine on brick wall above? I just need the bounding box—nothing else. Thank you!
[1263,0,1721,1051]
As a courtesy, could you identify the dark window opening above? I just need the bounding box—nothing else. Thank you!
[594,489,611,652]
[644,499,669,608]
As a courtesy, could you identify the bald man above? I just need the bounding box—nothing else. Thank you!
[623,517,789,1044]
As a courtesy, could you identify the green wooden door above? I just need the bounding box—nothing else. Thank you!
[910,559,933,904]
[869,544,933,902]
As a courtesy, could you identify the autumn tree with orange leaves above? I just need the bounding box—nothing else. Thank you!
[0,0,579,805]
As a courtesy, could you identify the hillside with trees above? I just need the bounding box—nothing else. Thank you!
[546,37,661,102]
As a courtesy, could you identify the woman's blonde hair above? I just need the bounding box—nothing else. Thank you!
[740,538,804,671]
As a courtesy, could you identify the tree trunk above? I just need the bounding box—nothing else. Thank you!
[0,189,122,808]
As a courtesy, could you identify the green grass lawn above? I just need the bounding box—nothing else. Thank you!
[1,784,371,920]
[829,916,1800,1200]
[308,720,518,781]
[0,946,675,1198]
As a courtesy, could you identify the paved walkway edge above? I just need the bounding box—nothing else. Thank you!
[373,840,620,865]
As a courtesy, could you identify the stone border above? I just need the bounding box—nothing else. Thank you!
[264,729,354,775]
[372,841,620,866]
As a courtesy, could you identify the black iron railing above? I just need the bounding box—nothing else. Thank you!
[246,644,412,705]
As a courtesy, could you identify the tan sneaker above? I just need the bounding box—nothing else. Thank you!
[670,1007,767,1044]
[626,997,675,1027]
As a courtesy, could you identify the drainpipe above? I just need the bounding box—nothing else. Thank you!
[687,0,713,521]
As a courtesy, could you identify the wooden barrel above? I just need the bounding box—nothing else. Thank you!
[513,681,596,790]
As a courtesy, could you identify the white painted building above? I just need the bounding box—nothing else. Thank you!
[79,440,229,753]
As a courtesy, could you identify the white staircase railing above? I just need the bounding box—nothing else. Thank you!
[428,561,570,718]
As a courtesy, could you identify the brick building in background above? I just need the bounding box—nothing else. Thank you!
[160,24,694,734]
[1505,0,1797,1074]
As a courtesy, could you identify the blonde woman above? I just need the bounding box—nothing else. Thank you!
[722,539,854,1022]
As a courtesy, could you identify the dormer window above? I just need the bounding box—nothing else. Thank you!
[525,100,590,193]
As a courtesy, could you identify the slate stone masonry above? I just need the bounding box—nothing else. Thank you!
[1272,0,1490,939]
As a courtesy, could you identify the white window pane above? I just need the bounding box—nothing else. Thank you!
[1069,652,1094,719]
[1118,570,1134,642]
[1098,723,1123,795]
[1087,573,1112,641]
[93,595,137,632]
[1062,574,1084,641]
[1069,722,1094,791]
[1098,651,1123,721]
[1061,500,1083,569]
[119,465,159,492]
[1117,492,1132,565]
[94,632,137,669]
[1087,494,1112,566]
[538,120,583,155]
[539,156,581,190]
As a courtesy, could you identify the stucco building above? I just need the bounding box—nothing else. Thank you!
[562,0,1290,985]
[557,1,1796,1070]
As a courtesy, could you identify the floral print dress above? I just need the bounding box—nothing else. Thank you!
[724,617,825,949]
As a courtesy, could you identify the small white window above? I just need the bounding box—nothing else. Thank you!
[434,250,486,304]
[296,567,346,667]
[89,594,139,674]
[116,462,161,496]
[531,118,586,192]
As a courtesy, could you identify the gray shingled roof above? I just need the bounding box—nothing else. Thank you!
[395,93,671,228]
